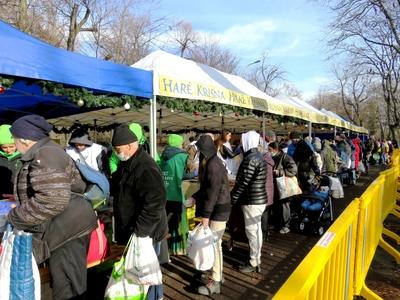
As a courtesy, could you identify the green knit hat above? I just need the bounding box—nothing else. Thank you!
[129,123,144,143]
[168,134,184,148]
[0,124,14,145]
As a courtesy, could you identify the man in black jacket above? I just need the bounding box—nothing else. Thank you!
[231,130,267,273]
[111,124,168,300]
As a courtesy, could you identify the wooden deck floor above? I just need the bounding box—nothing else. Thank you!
[86,165,384,300]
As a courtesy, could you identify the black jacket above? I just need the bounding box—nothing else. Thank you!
[192,135,231,222]
[112,147,168,244]
[0,152,21,195]
[231,148,267,205]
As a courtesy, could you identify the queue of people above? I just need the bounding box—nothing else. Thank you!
[1,114,398,299]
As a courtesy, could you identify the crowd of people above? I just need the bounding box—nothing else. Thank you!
[0,114,398,299]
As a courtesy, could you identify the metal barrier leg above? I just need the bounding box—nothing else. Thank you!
[360,283,383,300]
[382,228,400,245]
[378,236,400,264]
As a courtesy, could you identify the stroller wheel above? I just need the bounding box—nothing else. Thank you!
[299,222,305,231]
[317,226,325,236]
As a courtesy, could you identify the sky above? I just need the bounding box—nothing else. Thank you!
[153,0,334,101]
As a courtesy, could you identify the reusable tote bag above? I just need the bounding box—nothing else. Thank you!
[104,243,148,300]
[0,226,40,300]
[276,176,302,200]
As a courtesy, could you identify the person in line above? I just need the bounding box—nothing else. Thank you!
[268,142,297,234]
[293,139,320,193]
[231,130,267,273]
[111,124,168,300]
[187,134,231,296]
[160,134,189,255]
[215,130,240,175]
[262,129,276,150]
[66,128,109,176]
[320,140,341,174]
[7,115,97,300]
[109,122,160,174]
[287,131,302,157]
[0,124,21,198]
[261,147,275,240]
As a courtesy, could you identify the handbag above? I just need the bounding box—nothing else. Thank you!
[276,175,302,200]
[87,216,109,268]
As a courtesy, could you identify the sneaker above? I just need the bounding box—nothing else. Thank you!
[279,227,290,234]
[198,279,221,296]
[239,263,261,273]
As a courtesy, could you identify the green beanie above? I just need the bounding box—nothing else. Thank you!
[0,124,14,145]
[168,134,184,148]
[129,123,145,144]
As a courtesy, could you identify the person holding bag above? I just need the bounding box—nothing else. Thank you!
[111,124,168,300]
[268,142,298,234]
[7,115,97,300]
[187,134,231,296]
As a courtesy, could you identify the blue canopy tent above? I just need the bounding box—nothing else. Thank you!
[0,20,153,122]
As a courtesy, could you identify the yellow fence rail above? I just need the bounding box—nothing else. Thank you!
[274,149,400,300]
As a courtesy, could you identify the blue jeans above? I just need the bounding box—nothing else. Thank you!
[146,241,163,300]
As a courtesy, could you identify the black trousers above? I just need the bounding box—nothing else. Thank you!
[49,235,90,300]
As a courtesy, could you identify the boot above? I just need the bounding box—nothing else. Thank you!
[198,279,221,296]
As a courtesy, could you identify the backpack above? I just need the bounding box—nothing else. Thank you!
[74,157,110,209]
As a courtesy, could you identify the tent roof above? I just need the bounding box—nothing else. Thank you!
[0,20,153,123]
[132,50,311,119]
[0,20,152,97]
[132,51,368,133]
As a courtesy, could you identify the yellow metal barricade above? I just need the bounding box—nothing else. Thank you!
[274,149,400,300]
[273,199,359,300]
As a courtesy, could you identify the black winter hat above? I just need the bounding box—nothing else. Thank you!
[10,115,53,141]
[112,124,138,146]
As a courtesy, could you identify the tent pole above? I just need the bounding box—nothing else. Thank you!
[150,96,157,159]
[334,126,337,138]
[308,121,312,138]
[158,108,162,144]
[93,119,97,143]
[262,113,266,150]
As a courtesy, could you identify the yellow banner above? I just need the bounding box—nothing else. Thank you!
[157,75,368,133]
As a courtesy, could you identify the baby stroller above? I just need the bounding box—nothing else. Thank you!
[294,174,336,236]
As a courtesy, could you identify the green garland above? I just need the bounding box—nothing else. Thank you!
[39,81,145,109]
[0,76,15,88]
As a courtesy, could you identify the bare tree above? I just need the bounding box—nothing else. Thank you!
[187,33,240,74]
[169,21,199,57]
[91,0,168,64]
[332,65,371,126]
[327,0,400,55]
[245,51,286,96]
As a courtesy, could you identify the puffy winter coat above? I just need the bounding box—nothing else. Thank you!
[231,148,267,205]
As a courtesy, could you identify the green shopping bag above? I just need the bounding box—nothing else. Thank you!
[104,257,148,300]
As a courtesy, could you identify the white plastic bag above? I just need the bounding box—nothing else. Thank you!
[187,224,216,271]
[105,258,148,300]
[125,234,162,286]
[275,176,302,200]
[358,161,366,173]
